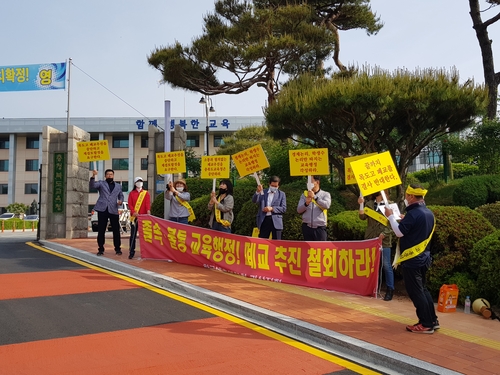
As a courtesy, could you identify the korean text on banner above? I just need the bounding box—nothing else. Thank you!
[232,144,270,177]
[138,215,381,297]
[350,151,402,197]
[0,62,66,92]
[344,153,377,185]
[156,151,186,175]
[201,155,230,179]
[289,148,329,176]
[77,141,111,162]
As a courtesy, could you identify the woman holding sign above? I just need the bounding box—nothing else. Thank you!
[208,179,234,233]
[358,191,395,301]
[165,179,195,224]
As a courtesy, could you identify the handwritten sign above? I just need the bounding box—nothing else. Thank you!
[77,141,110,162]
[344,153,377,185]
[232,144,270,177]
[289,148,329,176]
[156,151,186,175]
[350,151,401,197]
[201,155,230,179]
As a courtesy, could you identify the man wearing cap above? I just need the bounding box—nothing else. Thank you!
[90,169,124,256]
[385,184,438,334]
[165,179,194,224]
[127,177,151,259]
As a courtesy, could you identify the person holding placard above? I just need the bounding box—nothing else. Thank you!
[128,176,151,259]
[385,184,438,334]
[165,179,194,225]
[358,191,395,301]
[90,169,124,256]
[297,175,331,241]
[208,179,234,233]
[252,176,287,240]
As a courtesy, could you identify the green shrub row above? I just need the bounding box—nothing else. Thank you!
[408,163,479,183]
[452,175,500,208]
[0,219,38,231]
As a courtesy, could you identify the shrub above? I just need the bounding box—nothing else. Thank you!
[476,202,500,229]
[448,272,478,306]
[409,163,479,183]
[469,230,500,306]
[452,175,500,208]
[330,211,366,241]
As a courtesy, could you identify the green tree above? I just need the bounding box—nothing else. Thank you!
[148,0,381,106]
[6,203,29,216]
[265,68,488,200]
[468,0,500,119]
[185,148,201,177]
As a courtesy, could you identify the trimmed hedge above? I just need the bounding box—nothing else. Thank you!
[470,230,500,306]
[452,175,500,208]
[476,202,500,229]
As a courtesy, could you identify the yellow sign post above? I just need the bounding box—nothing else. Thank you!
[156,151,186,175]
[232,144,270,177]
[344,153,377,185]
[289,148,329,176]
[77,140,110,162]
[350,151,401,197]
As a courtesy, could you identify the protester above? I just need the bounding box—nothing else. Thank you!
[208,179,234,233]
[358,191,395,301]
[165,179,195,224]
[252,175,287,240]
[127,176,151,259]
[89,169,124,256]
[297,175,331,241]
[385,184,438,334]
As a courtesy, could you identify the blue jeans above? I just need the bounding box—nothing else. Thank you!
[212,222,231,233]
[169,217,188,225]
[382,247,394,290]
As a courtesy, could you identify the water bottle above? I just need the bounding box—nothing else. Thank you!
[464,296,471,314]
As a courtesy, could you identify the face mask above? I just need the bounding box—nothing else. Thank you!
[176,186,184,192]
[404,199,409,207]
[269,186,278,193]
[135,182,143,189]
[106,178,113,183]
[218,188,227,195]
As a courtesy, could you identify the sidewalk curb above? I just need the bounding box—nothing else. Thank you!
[40,240,461,375]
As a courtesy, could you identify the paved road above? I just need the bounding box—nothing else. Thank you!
[0,233,384,374]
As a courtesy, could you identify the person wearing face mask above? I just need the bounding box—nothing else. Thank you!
[297,175,331,241]
[252,175,287,240]
[90,169,124,256]
[127,177,151,259]
[208,179,234,233]
[165,179,194,225]
[385,184,438,334]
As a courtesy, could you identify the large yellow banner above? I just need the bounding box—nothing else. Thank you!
[201,155,230,179]
[77,140,110,162]
[289,148,329,176]
[232,144,270,177]
[350,151,401,196]
[156,151,186,175]
[344,153,377,185]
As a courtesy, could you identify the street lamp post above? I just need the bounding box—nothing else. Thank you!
[199,95,215,156]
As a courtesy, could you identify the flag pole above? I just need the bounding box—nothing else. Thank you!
[66,58,72,133]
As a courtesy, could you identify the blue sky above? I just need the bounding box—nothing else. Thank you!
[1,0,498,119]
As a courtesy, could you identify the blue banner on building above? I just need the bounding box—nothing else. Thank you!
[0,62,66,92]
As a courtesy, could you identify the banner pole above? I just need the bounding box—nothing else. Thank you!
[66,58,72,133]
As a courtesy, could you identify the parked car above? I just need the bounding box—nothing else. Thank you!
[23,214,39,221]
[90,202,130,233]
[0,213,15,220]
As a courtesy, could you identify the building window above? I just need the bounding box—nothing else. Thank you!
[25,183,38,194]
[90,133,100,141]
[112,158,129,170]
[0,184,7,194]
[26,159,39,171]
[213,135,225,148]
[143,181,148,190]
[0,138,9,149]
[26,136,39,149]
[141,158,148,170]
[112,136,129,148]
[141,136,148,148]
[121,181,129,192]
[186,135,200,148]
[0,160,8,172]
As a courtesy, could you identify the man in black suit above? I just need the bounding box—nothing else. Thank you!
[252,176,287,240]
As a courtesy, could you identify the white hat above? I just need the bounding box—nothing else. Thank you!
[133,176,143,184]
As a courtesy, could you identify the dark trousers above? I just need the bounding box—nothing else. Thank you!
[301,223,327,241]
[97,209,121,251]
[259,216,282,240]
[402,264,437,327]
[129,221,139,257]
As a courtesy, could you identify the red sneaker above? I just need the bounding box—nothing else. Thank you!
[406,323,434,334]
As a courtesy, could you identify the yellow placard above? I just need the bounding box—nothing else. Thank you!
[350,151,402,197]
[232,144,270,177]
[201,155,231,179]
[344,153,377,185]
[289,148,329,176]
[156,151,186,175]
[77,140,110,162]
